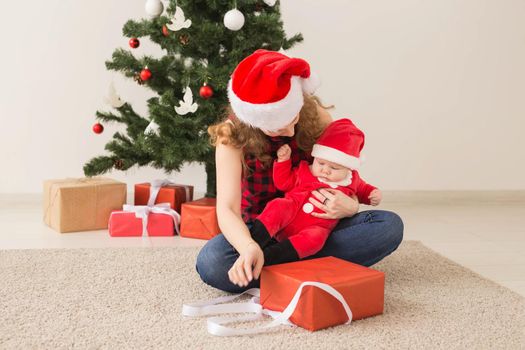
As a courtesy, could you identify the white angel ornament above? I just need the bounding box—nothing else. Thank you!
[144,120,160,135]
[174,86,198,115]
[166,6,192,32]
[263,0,277,6]
[104,82,125,108]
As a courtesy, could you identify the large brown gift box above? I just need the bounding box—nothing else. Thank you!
[134,183,194,213]
[179,197,220,240]
[43,177,127,233]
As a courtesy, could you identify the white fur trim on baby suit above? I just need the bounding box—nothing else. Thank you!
[311,144,361,170]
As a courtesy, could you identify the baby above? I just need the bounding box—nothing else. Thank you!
[250,118,382,265]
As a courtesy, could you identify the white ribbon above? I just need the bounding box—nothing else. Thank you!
[182,281,352,336]
[122,203,181,236]
[148,179,191,207]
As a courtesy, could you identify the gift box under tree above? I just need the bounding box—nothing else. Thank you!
[109,203,180,237]
[43,177,126,233]
[110,179,186,237]
[179,197,220,240]
[134,180,193,213]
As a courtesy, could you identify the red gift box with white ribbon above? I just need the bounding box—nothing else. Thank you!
[108,203,180,237]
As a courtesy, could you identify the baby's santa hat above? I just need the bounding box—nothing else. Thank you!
[227,49,321,132]
[312,118,365,170]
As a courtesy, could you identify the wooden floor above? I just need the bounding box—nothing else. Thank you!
[1,192,524,296]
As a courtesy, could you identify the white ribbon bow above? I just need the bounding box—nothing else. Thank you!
[182,281,353,336]
[148,179,191,207]
[122,203,181,236]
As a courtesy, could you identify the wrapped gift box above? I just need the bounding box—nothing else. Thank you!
[108,210,175,237]
[179,197,220,240]
[134,182,193,213]
[260,256,385,331]
[43,177,126,233]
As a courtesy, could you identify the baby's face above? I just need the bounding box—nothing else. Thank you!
[311,157,350,182]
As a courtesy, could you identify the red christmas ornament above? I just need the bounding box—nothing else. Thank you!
[140,67,152,81]
[129,38,140,49]
[199,83,214,99]
[162,25,169,37]
[92,123,104,134]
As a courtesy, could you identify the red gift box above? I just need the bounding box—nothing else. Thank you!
[108,205,179,237]
[260,256,385,331]
[134,181,193,213]
[179,198,220,240]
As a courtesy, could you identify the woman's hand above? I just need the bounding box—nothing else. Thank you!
[309,188,359,219]
[228,241,264,287]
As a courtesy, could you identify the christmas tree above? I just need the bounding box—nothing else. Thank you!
[83,0,303,197]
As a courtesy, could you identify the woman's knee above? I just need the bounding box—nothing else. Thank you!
[380,210,404,250]
[196,236,229,284]
[195,235,244,292]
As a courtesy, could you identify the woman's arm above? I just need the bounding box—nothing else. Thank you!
[215,140,253,253]
[215,138,265,286]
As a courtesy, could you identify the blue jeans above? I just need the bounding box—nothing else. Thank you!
[195,210,403,293]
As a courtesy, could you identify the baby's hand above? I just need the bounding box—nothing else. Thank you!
[276,144,292,162]
[368,189,382,206]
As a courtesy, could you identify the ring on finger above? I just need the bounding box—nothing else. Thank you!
[323,197,329,205]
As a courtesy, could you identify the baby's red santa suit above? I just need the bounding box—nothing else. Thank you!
[252,118,377,265]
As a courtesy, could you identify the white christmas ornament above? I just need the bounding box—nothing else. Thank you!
[224,9,245,31]
[104,82,125,108]
[183,57,193,68]
[219,45,227,57]
[263,0,277,6]
[145,120,160,135]
[145,0,164,18]
[166,6,191,31]
[174,87,198,115]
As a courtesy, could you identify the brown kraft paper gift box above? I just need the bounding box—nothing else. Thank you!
[43,177,127,233]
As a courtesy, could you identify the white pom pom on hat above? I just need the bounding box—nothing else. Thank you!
[227,49,321,131]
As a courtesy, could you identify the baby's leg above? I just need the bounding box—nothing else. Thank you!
[250,198,297,249]
[263,225,332,266]
[257,198,297,235]
[287,225,332,259]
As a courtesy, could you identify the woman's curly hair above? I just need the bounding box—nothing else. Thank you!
[208,94,332,171]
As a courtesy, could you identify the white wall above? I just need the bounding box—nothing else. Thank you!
[1,0,524,193]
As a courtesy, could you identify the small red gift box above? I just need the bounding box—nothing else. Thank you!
[260,256,385,331]
[108,204,179,237]
[134,181,193,213]
[179,198,220,240]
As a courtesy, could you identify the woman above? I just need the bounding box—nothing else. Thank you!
[196,49,403,293]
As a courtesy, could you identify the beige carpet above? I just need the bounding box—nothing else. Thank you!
[0,241,523,349]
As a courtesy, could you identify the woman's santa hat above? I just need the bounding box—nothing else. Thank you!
[227,49,321,132]
[312,118,365,170]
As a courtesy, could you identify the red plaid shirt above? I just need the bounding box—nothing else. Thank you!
[241,136,313,224]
